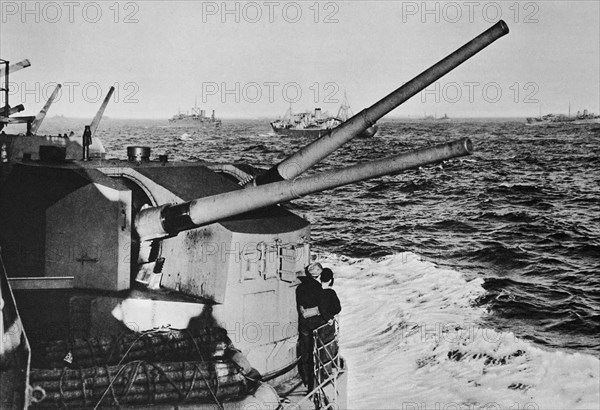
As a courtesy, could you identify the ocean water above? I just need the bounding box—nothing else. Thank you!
[38,118,600,409]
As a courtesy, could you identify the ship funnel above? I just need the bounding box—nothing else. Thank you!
[253,20,508,186]
[135,138,473,240]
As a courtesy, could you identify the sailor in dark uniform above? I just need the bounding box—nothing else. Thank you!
[318,268,341,322]
[295,262,324,389]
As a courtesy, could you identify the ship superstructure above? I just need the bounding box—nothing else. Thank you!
[270,106,341,138]
[169,99,222,127]
[526,108,600,125]
[270,93,377,138]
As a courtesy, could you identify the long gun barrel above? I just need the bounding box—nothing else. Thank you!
[89,86,115,137]
[30,84,62,135]
[0,59,31,77]
[253,20,508,186]
[0,104,25,116]
[136,138,472,240]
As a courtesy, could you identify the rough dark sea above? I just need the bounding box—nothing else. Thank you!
[39,118,600,409]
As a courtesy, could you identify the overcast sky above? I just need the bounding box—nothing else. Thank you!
[1,1,599,119]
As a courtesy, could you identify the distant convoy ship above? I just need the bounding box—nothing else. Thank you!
[270,107,340,138]
[421,113,450,121]
[169,100,221,127]
[271,94,378,138]
[526,108,600,126]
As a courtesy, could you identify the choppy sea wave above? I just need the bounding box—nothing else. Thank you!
[323,253,599,410]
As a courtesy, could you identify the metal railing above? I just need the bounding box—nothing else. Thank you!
[290,317,343,410]
[310,318,343,409]
[313,318,342,409]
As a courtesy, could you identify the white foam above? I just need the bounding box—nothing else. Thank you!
[318,253,600,410]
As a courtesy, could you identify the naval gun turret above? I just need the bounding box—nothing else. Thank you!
[0,60,113,188]
[1,21,508,409]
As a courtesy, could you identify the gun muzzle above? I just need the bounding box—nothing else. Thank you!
[254,20,508,186]
[31,84,62,135]
[135,138,473,240]
[0,104,25,116]
[0,59,31,77]
[89,86,115,137]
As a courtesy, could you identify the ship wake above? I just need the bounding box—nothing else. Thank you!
[318,252,600,409]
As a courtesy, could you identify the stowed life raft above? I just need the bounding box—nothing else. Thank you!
[27,327,260,408]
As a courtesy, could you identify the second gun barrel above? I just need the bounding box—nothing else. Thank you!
[136,138,473,240]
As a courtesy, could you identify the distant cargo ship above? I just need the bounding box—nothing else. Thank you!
[526,108,600,126]
[270,107,341,138]
[420,113,450,121]
[169,100,221,127]
[271,94,378,138]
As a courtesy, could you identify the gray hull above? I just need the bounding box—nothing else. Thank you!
[168,119,221,127]
[271,124,378,138]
